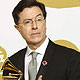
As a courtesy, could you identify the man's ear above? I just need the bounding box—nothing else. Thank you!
[44,19,46,25]
[44,19,46,22]
[14,24,20,31]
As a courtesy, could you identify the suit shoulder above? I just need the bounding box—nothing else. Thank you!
[49,40,80,55]
[54,42,80,56]
[8,47,27,61]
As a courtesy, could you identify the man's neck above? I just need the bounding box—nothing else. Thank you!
[27,37,46,50]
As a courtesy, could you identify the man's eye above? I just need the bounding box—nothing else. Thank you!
[37,18,42,21]
[24,20,31,24]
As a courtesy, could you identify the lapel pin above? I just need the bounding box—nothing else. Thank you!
[42,61,47,66]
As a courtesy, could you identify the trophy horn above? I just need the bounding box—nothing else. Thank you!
[1,58,23,80]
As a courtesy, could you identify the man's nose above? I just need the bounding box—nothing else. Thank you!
[32,20,38,29]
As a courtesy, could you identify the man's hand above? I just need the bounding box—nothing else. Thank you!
[38,75,42,80]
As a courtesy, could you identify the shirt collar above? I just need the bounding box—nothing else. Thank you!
[35,37,49,55]
[26,37,49,56]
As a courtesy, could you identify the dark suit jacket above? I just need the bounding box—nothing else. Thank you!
[3,39,80,80]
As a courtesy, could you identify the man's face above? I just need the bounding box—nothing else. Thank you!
[15,6,46,45]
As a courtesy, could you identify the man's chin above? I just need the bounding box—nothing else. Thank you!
[26,37,46,46]
[27,39,42,45]
[30,40,41,45]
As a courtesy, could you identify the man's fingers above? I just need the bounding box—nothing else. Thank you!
[38,75,42,80]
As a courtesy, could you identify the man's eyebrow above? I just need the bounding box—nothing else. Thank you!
[36,14,42,17]
[24,19,32,21]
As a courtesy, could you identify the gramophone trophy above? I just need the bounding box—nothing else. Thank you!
[1,58,23,80]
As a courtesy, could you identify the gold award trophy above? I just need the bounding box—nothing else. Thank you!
[1,58,23,80]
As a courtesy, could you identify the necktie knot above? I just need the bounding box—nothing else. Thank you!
[32,52,38,59]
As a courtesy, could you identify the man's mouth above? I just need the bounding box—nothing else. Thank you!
[31,32,40,35]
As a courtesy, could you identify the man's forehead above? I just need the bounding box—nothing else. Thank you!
[19,6,43,19]
[22,6,42,13]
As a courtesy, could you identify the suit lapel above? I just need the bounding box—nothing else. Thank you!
[17,47,27,80]
[18,48,27,73]
[36,40,56,80]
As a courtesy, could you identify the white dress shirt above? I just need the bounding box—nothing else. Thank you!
[25,37,49,80]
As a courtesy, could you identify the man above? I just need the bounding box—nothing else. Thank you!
[2,0,80,80]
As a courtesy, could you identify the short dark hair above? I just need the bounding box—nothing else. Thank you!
[12,0,47,25]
